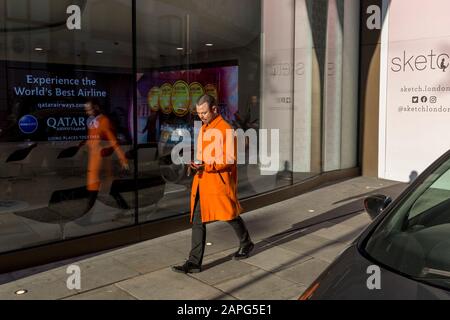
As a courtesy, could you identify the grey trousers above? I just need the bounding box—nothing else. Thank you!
[188,191,251,266]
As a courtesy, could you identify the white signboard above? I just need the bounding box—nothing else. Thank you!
[380,0,450,182]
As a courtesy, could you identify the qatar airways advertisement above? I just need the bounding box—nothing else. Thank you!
[1,62,238,146]
[380,0,450,182]
[1,66,132,143]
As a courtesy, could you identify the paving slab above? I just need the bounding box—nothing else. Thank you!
[116,268,229,300]
[275,233,350,263]
[274,257,330,287]
[111,243,187,274]
[214,270,305,300]
[309,221,366,244]
[65,285,137,300]
[190,250,260,286]
[242,243,312,272]
[0,268,74,300]
[75,256,141,292]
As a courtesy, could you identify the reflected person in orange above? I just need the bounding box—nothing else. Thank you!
[84,99,130,214]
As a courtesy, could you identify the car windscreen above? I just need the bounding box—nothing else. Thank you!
[364,157,450,291]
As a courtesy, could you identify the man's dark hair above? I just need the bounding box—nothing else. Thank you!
[85,98,104,115]
[196,94,217,109]
[85,98,102,108]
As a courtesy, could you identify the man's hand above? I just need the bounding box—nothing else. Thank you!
[190,162,205,173]
[120,162,131,176]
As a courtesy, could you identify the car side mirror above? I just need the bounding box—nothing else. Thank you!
[364,194,392,220]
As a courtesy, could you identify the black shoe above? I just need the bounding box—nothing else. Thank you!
[233,242,254,260]
[171,261,202,274]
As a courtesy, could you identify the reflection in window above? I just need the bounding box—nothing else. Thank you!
[0,0,134,253]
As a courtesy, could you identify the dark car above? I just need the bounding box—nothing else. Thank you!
[300,150,450,300]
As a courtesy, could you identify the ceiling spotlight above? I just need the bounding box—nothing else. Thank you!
[34,47,44,51]
[206,242,213,246]
[15,289,28,295]
[96,50,103,54]
[205,43,214,47]
[176,47,184,51]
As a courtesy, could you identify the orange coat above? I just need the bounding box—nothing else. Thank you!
[86,114,128,191]
[190,115,243,223]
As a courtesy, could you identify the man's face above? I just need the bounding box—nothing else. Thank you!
[196,102,217,125]
[84,103,96,117]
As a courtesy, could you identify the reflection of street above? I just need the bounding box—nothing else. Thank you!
[0,172,125,252]
[0,143,135,251]
[141,164,296,221]
[0,152,323,253]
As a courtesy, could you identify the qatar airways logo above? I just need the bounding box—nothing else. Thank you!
[391,50,449,73]
[87,116,99,129]
[47,117,86,132]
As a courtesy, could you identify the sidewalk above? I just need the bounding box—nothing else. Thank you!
[0,177,406,300]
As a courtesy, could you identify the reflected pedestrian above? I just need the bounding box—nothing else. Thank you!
[84,98,130,213]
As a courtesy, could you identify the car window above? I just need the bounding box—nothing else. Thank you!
[364,157,450,291]
[408,170,450,221]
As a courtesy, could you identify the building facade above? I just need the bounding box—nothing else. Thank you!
[0,0,361,271]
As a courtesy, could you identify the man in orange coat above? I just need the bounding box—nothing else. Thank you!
[172,94,254,274]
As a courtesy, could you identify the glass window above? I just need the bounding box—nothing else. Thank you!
[365,157,450,290]
[293,0,328,182]
[0,0,134,253]
[0,0,361,255]
[260,0,294,189]
[321,0,359,172]
[136,0,263,221]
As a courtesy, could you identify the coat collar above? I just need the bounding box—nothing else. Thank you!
[204,114,223,130]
